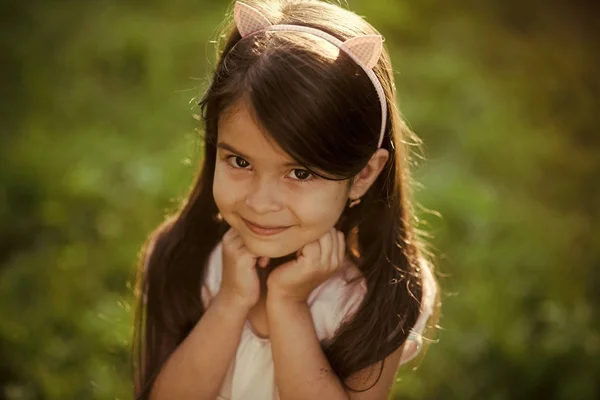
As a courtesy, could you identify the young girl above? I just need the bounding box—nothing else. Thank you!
[133,1,439,399]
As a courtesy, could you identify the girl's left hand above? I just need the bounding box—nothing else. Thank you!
[266,228,346,303]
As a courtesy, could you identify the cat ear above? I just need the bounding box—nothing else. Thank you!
[234,1,273,37]
[341,35,383,69]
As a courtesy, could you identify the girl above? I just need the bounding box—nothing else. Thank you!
[133,1,439,399]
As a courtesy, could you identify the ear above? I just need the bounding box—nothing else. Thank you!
[234,1,273,37]
[348,149,390,200]
[341,35,383,70]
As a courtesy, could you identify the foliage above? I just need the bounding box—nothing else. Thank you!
[1,0,598,398]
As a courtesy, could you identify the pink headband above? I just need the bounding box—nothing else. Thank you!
[234,1,388,149]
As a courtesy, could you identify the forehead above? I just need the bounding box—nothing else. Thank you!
[217,99,298,166]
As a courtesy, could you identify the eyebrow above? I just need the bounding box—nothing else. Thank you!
[216,141,303,168]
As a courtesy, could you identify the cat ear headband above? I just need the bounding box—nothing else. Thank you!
[233,1,388,148]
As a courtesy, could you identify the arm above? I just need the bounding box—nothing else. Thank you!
[265,228,409,399]
[149,293,249,400]
[267,296,407,400]
[147,227,264,399]
[266,297,347,399]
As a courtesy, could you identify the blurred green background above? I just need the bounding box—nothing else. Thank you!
[1,0,598,399]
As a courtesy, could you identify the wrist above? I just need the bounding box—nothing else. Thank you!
[214,290,254,314]
[266,289,308,306]
[266,294,309,321]
[266,279,313,305]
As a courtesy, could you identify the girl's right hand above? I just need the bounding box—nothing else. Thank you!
[218,227,267,311]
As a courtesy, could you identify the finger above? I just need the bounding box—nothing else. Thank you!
[235,241,265,267]
[337,231,345,266]
[329,228,339,267]
[318,230,334,267]
[258,256,270,268]
[237,245,260,268]
[225,227,238,244]
[302,241,321,266]
[330,227,338,249]
[230,231,246,251]
[222,227,235,243]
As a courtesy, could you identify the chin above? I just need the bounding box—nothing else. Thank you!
[240,234,300,258]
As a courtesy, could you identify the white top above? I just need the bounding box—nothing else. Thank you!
[200,241,438,400]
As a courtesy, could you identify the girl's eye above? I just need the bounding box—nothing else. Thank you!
[289,169,313,181]
[227,156,250,169]
[225,155,313,182]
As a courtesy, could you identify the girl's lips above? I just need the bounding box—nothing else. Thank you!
[242,218,290,236]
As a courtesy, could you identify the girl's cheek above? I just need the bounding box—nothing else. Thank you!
[214,169,250,203]
[213,164,236,203]
[220,161,251,183]
[214,162,241,186]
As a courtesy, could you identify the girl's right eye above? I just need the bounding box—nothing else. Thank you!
[226,156,251,169]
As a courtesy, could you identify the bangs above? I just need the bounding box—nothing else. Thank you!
[244,32,382,180]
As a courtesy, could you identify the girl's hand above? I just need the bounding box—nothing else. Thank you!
[266,228,346,303]
[219,228,269,311]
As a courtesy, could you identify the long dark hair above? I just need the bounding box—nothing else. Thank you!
[132,0,436,397]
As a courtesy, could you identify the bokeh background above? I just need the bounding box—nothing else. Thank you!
[1,0,599,399]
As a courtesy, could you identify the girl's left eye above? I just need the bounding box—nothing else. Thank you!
[227,156,251,169]
[288,169,313,181]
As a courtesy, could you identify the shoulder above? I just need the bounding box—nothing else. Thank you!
[201,240,224,307]
[343,258,439,397]
[309,258,367,343]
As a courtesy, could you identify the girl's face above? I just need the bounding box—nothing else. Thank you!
[213,99,350,258]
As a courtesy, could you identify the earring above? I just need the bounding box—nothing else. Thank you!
[349,197,361,208]
[215,212,224,222]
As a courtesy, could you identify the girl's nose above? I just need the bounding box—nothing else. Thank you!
[244,178,283,214]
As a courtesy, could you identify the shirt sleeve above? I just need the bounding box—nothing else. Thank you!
[309,265,368,345]
[201,241,224,308]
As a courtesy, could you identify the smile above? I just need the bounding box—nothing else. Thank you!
[242,218,291,236]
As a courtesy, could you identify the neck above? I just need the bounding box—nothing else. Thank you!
[256,251,298,296]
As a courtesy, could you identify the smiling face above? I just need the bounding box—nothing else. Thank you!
[213,98,351,258]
